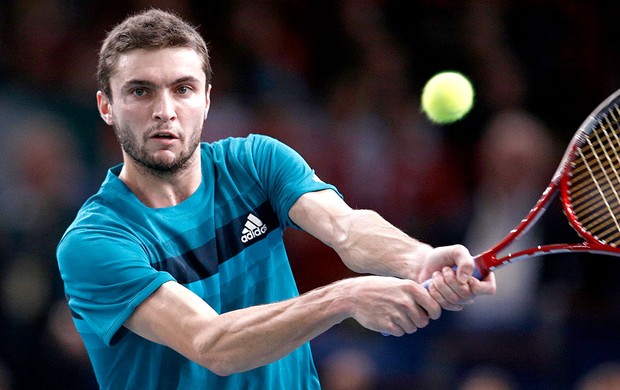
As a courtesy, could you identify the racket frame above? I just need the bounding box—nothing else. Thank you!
[474,90,620,278]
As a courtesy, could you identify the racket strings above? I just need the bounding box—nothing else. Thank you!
[570,104,620,246]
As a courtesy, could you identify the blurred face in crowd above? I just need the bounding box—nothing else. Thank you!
[97,47,211,176]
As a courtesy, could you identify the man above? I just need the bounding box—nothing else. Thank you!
[57,8,496,389]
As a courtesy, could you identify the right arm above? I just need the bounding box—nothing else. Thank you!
[125,276,440,376]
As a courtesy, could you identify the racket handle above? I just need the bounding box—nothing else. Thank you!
[421,263,485,289]
[381,263,484,336]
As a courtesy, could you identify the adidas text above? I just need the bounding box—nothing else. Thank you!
[241,214,268,243]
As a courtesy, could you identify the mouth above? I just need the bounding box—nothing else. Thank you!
[150,131,179,140]
[148,130,181,148]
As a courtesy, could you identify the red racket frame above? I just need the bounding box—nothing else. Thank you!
[473,103,620,278]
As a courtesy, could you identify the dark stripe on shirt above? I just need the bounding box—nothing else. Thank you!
[154,201,280,284]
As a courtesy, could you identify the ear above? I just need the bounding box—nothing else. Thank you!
[97,91,114,125]
[204,84,212,121]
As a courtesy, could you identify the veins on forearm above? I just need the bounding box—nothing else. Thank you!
[336,209,429,279]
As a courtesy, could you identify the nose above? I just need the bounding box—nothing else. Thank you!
[153,92,176,122]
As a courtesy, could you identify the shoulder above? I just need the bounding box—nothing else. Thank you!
[57,175,142,257]
[201,135,296,169]
[67,187,133,232]
[203,134,285,154]
[58,199,137,258]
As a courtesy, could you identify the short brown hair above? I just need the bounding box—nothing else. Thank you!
[97,8,212,100]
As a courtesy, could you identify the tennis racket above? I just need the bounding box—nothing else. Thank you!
[423,88,620,288]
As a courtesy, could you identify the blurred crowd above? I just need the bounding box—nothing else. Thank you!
[0,0,619,389]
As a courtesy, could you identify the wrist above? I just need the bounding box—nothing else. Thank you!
[322,278,358,322]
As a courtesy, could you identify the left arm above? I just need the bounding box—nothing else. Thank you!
[288,190,496,308]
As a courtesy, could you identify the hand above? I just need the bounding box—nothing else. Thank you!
[422,245,497,311]
[343,276,442,337]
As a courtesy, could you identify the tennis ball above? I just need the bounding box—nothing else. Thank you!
[421,71,474,124]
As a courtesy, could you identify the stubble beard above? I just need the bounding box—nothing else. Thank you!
[114,123,202,178]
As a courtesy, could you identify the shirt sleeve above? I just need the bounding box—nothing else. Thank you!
[57,225,175,346]
[247,134,342,228]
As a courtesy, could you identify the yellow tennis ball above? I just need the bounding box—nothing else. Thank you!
[421,71,474,124]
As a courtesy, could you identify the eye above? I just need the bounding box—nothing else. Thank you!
[177,85,192,95]
[132,88,147,97]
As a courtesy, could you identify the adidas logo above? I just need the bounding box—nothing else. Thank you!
[240,213,268,243]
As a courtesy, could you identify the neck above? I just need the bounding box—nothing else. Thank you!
[119,150,202,208]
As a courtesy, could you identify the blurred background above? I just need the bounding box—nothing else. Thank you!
[0,0,619,389]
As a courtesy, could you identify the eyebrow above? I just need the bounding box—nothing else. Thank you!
[122,76,202,91]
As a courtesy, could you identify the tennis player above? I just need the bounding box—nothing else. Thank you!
[56,8,495,389]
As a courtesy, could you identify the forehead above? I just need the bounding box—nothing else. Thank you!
[112,47,205,87]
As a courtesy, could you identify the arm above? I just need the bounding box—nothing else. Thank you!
[126,275,441,375]
[288,190,496,307]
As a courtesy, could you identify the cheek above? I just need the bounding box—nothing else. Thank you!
[184,104,208,127]
[114,107,147,129]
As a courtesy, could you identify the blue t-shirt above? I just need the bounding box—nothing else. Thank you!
[57,135,339,389]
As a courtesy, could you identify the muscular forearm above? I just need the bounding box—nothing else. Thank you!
[200,281,349,375]
[331,209,433,281]
[127,274,441,376]
[127,280,350,376]
[290,190,433,282]
[196,275,441,373]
